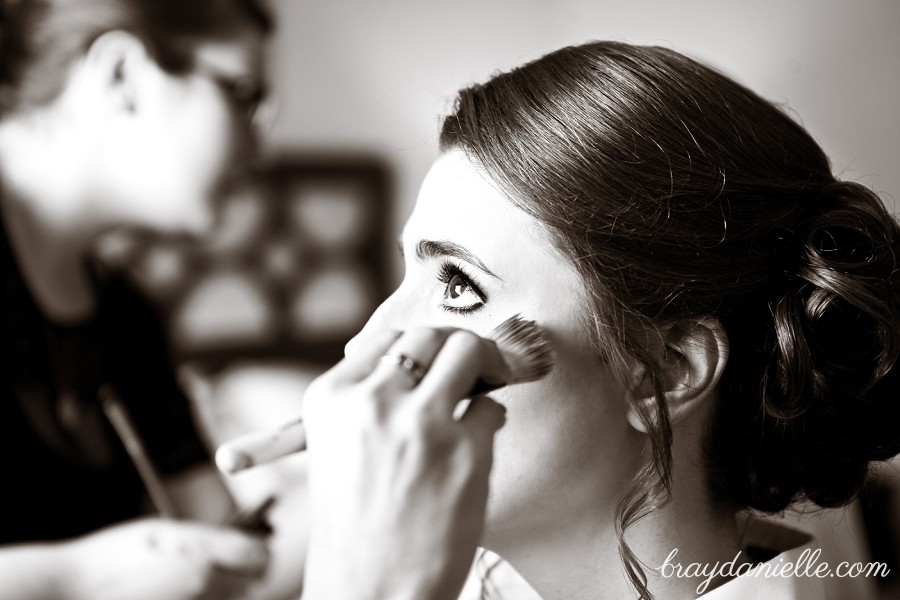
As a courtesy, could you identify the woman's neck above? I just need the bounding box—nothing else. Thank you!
[492,420,745,600]
[494,486,742,600]
[1,195,97,323]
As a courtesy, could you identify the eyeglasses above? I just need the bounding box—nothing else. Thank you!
[195,65,275,128]
[213,73,267,121]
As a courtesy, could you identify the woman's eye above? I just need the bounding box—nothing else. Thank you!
[439,265,486,313]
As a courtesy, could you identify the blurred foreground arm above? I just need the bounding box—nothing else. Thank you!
[0,518,269,600]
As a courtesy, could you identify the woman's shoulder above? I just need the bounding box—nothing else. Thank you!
[700,520,824,600]
[702,505,882,600]
[457,548,543,600]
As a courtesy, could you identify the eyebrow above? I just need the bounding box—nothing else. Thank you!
[398,237,502,281]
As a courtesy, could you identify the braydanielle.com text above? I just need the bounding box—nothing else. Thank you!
[658,548,891,594]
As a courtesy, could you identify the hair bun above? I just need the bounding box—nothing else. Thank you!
[754,180,900,507]
[796,181,899,376]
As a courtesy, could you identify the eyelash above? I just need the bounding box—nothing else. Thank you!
[436,261,487,314]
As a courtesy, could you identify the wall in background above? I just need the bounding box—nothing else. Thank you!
[264,0,900,279]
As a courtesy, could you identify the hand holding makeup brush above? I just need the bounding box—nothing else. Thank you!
[215,315,553,473]
[298,319,553,600]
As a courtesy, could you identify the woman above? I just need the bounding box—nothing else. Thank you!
[0,1,273,598]
[299,41,900,599]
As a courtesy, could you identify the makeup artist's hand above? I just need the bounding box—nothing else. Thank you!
[60,518,269,600]
[301,328,509,600]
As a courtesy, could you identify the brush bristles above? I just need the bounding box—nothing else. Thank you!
[488,314,555,384]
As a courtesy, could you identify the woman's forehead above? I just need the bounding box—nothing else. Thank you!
[404,152,527,247]
[403,151,581,290]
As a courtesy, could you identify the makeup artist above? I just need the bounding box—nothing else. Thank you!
[0,1,273,598]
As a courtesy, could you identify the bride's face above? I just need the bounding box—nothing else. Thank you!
[349,149,645,550]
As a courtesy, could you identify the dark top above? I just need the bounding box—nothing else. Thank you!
[0,219,209,544]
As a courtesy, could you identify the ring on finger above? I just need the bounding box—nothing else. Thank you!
[379,353,428,385]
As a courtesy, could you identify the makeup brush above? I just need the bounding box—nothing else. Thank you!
[470,314,555,395]
[215,314,555,474]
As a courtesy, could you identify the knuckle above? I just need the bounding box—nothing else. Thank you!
[375,327,403,346]
[446,329,483,354]
[303,376,332,408]
[305,374,358,418]
[407,326,446,347]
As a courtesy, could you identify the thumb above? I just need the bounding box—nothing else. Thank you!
[458,396,507,436]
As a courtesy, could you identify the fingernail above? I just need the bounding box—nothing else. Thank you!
[216,447,254,474]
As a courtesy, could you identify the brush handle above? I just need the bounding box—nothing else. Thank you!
[100,386,180,518]
[216,419,307,474]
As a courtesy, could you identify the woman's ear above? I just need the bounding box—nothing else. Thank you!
[625,318,729,433]
[78,30,155,114]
